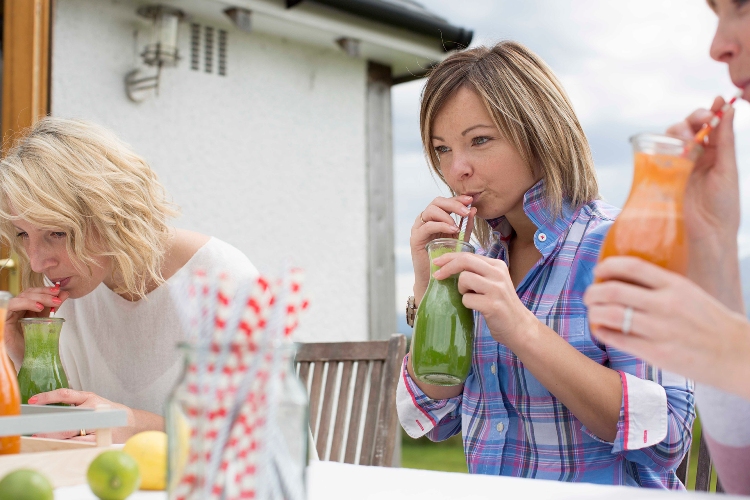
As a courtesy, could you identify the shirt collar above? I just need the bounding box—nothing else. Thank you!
[485,179,579,255]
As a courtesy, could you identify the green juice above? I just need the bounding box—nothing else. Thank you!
[17,318,68,404]
[411,239,475,386]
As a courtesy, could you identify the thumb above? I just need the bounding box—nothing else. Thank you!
[714,107,737,170]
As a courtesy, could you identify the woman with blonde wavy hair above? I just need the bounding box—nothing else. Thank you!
[0,117,257,443]
[397,41,694,487]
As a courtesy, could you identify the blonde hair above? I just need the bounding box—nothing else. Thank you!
[0,117,179,298]
[420,41,599,247]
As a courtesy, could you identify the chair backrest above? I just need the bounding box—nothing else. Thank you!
[676,432,724,493]
[295,334,407,467]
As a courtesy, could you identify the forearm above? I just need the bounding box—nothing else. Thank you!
[510,318,622,442]
[114,409,165,443]
[688,238,744,314]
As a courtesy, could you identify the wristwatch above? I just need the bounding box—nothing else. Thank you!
[406,296,417,328]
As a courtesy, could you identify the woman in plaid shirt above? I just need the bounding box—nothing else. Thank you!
[397,41,694,488]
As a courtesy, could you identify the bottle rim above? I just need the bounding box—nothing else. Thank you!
[426,237,475,253]
[20,317,65,324]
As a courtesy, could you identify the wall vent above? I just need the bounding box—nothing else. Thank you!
[189,23,228,77]
[204,26,214,73]
[190,23,200,71]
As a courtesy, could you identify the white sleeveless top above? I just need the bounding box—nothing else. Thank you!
[57,238,257,416]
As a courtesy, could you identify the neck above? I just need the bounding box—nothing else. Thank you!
[504,203,538,246]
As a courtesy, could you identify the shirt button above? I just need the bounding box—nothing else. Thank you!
[537,233,547,242]
[490,364,496,374]
[496,422,504,433]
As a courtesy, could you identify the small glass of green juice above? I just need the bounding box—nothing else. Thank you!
[17,318,68,404]
[411,238,475,386]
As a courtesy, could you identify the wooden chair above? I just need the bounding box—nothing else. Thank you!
[676,432,724,493]
[295,334,407,467]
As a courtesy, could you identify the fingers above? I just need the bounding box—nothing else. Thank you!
[591,256,683,290]
[432,252,506,281]
[33,429,96,441]
[583,279,654,310]
[8,287,67,316]
[415,196,472,227]
[590,325,655,361]
[28,388,91,406]
[587,304,642,336]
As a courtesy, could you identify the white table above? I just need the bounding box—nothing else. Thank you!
[55,460,744,499]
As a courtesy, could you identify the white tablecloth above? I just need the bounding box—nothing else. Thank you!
[55,460,744,499]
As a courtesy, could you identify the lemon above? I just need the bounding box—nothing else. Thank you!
[123,431,168,490]
[87,450,141,500]
[0,469,53,500]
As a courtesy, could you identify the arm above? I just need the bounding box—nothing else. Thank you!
[435,252,623,442]
[584,257,750,400]
[667,100,743,313]
[396,356,462,441]
[28,388,164,443]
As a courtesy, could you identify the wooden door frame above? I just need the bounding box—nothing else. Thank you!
[0,0,52,293]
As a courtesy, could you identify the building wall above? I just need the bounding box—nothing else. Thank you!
[51,0,369,341]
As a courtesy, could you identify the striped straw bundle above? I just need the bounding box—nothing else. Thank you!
[171,266,309,500]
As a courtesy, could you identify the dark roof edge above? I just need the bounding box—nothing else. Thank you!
[286,0,473,52]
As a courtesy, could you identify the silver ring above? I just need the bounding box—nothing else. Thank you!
[622,307,634,335]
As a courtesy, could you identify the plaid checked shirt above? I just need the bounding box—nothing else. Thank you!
[397,181,695,488]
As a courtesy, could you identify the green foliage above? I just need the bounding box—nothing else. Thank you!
[400,429,467,474]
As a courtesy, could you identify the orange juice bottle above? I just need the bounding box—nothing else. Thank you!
[0,291,21,454]
[598,134,694,275]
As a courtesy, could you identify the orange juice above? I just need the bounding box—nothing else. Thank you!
[0,292,21,454]
[598,145,694,275]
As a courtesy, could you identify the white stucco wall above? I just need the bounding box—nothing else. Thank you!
[51,0,369,341]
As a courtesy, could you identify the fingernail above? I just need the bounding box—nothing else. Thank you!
[28,396,38,404]
[36,302,44,310]
[451,226,459,232]
[52,297,62,305]
[461,207,470,215]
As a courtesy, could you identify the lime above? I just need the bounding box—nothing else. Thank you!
[123,431,167,490]
[0,469,53,500]
[87,450,141,500]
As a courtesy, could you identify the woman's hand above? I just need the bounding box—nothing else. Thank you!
[4,285,69,368]
[668,97,739,245]
[432,252,536,347]
[27,389,160,443]
[410,195,475,303]
[584,256,750,399]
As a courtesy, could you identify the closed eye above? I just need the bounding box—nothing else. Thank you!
[51,232,67,239]
[16,231,28,239]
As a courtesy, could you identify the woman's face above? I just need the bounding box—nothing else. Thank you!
[710,0,750,101]
[12,218,111,299]
[431,86,538,221]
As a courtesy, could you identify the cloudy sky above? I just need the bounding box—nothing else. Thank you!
[392,0,750,332]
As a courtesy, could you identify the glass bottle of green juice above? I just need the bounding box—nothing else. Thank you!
[17,318,68,404]
[411,238,475,386]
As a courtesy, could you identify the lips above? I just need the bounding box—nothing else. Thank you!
[463,192,482,203]
[48,277,71,288]
[733,79,750,100]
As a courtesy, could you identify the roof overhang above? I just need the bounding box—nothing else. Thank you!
[136,0,467,83]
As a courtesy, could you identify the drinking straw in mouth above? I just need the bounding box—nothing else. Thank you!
[50,281,60,317]
[457,204,472,244]
[686,90,743,155]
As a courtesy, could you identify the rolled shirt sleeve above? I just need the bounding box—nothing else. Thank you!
[582,365,695,472]
[396,355,462,441]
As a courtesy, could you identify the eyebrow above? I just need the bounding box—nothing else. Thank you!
[431,124,495,141]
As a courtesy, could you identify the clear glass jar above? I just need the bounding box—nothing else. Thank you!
[411,238,475,386]
[166,341,308,499]
[17,318,68,404]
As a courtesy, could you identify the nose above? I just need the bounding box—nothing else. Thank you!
[709,18,737,64]
[26,241,58,275]
[446,149,473,183]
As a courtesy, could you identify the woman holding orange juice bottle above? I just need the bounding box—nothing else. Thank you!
[584,0,750,493]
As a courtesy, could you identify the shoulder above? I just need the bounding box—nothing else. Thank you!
[190,237,258,280]
[579,199,620,246]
